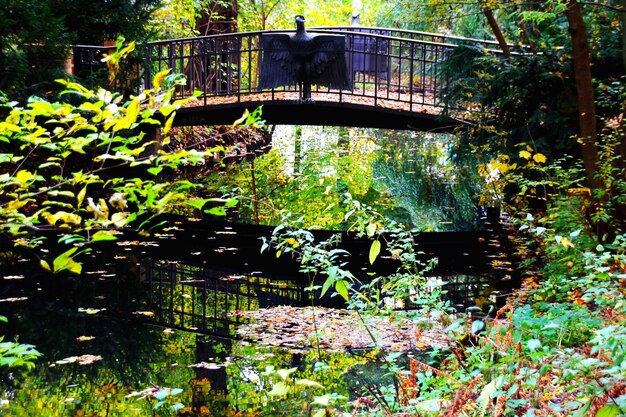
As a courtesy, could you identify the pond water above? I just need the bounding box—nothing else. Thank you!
[0,256,406,417]
[1,126,508,415]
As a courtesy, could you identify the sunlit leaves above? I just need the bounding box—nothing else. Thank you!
[0,42,238,277]
[41,211,82,226]
[369,240,381,265]
[91,230,118,243]
[52,247,84,274]
[152,69,171,91]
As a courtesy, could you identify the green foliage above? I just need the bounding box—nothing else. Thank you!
[373,130,479,231]
[207,126,398,228]
[442,46,577,162]
[0,0,70,99]
[512,303,602,349]
[53,0,161,45]
[0,316,41,370]
[0,44,229,272]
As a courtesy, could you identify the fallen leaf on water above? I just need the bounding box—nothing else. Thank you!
[3,275,24,280]
[56,354,103,365]
[76,336,95,342]
[133,311,155,317]
[0,297,28,303]
[78,307,106,315]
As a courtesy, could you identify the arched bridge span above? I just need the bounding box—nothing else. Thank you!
[74,27,510,130]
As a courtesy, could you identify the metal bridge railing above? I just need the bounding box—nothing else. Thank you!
[73,27,512,112]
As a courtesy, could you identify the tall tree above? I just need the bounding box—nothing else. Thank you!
[564,0,603,194]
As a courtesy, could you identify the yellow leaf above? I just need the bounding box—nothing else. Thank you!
[40,259,51,271]
[153,69,171,91]
[6,199,28,211]
[163,113,175,135]
[560,237,574,248]
[532,153,547,163]
[232,109,250,127]
[125,98,140,125]
[57,211,82,225]
[15,170,34,185]
[518,150,532,160]
[77,186,87,208]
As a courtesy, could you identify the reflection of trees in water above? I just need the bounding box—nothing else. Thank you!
[373,130,480,231]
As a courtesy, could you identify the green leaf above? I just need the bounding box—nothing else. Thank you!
[572,401,591,417]
[205,206,226,216]
[187,199,210,210]
[147,166,163,176]
[527,338,542,352]
[171,403,184,412]
[91,231,118,242]
[277,367,298,380]
[295,379,324,389]
[596,405,621,417]
[313,394,331,406]
[369,240,381,265]
[267,381,290,396]
[52,247,82,274]
[320,266,338,298]
[366,223,377,237]
[335,279,349,301]
[154,389,169,400]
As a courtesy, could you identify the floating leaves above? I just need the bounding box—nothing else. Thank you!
[235,306,451,352]
[55,354,102,366]
[133,311,155,317]
[78,307,106,315]
[75,336,95,343]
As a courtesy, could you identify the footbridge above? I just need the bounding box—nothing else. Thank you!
[74,26,510,130]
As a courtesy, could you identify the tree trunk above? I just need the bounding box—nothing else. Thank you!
[483,7,511,58]
[564,0,616,235]
[564,0,602,190]
[621,0,626,71]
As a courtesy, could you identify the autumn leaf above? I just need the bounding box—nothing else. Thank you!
[518,150,532,160]
[532,153,547,163]
[152,69,171,91]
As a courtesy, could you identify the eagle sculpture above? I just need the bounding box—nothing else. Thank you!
[258,15,351,102]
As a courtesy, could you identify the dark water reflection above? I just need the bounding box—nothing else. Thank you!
[0,258,380,416]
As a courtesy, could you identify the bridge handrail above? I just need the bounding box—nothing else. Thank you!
[142,28,464,50]
[312,25,524,51]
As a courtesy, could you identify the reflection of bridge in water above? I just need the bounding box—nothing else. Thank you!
[74,26,511,130]
[136,213,516,338]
